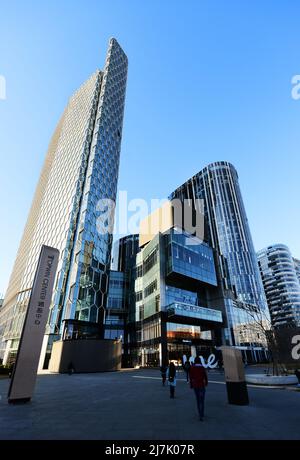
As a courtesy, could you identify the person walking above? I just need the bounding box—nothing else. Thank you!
[218,357,223,373]
[189,356,208,421]
[183,360,191,382]
[181,354,187,376]
[68,361,75,375]
[166,362,177,399]
[189,355,195,365]
[160,363,167,386]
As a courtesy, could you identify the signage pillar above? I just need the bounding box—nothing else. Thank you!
[8,245,59,403]
[221,346,249,405]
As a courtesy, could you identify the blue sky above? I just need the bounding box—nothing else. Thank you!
[0,0,300,294]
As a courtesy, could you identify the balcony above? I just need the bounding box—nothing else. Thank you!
[166,302,223,323]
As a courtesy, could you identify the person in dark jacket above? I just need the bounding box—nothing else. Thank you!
[68,361,75,375]
[166,362,177,398]
[183,360,191,382]
[160,363,168,386]
[189,356,208,421]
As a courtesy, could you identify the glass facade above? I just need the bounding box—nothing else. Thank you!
[170,161,269,356]
[105,270,127,341]
[0,38,128,365]
[167,323,201,340]
[62,319,102,340]
[111,235,141,366]
[112,234,140,323]
[166,228,217,286]
[293,258,300,285]
[258,244,300,328]
[225,298,267,349]
[132,229,225,366]
[165,285,198,306]
[166,302,223,323]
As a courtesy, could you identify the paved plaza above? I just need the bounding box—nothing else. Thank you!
[0,368,299,440]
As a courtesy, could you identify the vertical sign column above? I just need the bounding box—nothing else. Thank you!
[221,346,249,405]
[8,245,59,403]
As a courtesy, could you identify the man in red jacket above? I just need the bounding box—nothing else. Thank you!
[189,356,208,421]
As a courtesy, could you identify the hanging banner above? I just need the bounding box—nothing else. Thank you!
[8,245,59,403]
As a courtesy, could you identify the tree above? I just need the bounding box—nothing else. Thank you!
[236,300,288,376]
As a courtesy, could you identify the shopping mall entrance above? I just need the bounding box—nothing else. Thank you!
[167,341,216,365]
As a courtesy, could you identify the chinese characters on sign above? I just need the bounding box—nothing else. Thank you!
[8,245,59,403]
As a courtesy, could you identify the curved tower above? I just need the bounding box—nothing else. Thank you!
[257,244,300,328]
[170,161,269,360]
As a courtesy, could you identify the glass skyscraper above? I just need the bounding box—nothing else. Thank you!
[258,244,300,328]
[170,161,269,361]
[0,38,128,366]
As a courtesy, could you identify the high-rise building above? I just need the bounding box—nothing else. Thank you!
[0,38,128,367]
[170,161,269,362]
[257,244,300,328]
[293,258,300,285]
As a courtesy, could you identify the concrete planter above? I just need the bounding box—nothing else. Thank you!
[246,374,298,386]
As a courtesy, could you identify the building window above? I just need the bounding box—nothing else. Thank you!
[155,295,160,313]
[135,291,143,302]
[136,264,143,278]
[139,305,144,321]
[143,247,158,274]
[144,280,158,298]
